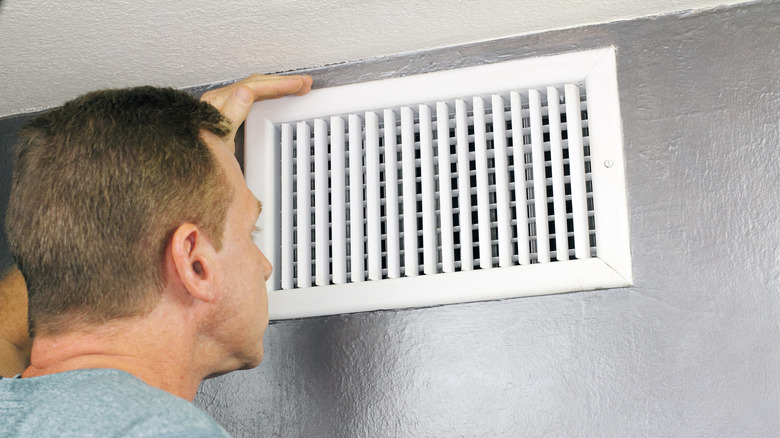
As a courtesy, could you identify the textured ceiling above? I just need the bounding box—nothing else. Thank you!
[0,0,748,118]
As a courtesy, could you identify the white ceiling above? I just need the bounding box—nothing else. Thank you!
[0,0,747,118]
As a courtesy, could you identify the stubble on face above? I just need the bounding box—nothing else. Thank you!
[202,131,270,371]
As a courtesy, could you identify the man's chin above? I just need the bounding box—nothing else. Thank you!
[239,347,264,370]
[204,348,264,378]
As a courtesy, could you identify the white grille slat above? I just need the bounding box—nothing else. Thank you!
[330,116,348,285]
[510,91,531,265]
[400,107,419,277]
[295,121,312,287]
[455,99,475,271]
[347,114,365,283]
[314,119,329,286]
[280,124,295,289]
[491,94,513,268]
[383,109,401,279]
[547,87,569,262]
[473,97,493,270]
[365,112,382,281]
[419,104,438,275]
[565,84,590,259]
[436,102,456,273]
[528,90,550,263]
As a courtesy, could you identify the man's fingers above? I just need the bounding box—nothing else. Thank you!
[200,74,313,137]
[242,74,312,101]
[214,85,254,137]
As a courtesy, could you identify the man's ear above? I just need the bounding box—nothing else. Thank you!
[168,223,217,303]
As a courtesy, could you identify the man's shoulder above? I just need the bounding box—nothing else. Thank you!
[0,369,231,437]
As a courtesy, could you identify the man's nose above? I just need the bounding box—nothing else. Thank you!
[261,251,273,282]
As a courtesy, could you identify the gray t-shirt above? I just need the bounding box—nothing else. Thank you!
[0,368,231,437]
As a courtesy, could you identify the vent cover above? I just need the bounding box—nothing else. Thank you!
[246,48,631,320]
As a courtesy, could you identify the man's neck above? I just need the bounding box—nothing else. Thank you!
[22,312,208,401]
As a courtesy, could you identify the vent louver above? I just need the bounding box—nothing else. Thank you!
[246,48,632,320]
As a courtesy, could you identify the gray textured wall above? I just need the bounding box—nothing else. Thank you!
[195,1,780,437]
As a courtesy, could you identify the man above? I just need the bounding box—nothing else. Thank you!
[0,74,312,436]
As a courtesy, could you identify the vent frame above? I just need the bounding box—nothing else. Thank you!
[245,47,631,320]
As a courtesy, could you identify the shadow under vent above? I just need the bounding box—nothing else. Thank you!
[246,48,631,320]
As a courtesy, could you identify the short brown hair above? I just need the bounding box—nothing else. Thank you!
[5,86,233,336]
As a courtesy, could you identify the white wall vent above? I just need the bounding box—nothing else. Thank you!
[246,47,631,320]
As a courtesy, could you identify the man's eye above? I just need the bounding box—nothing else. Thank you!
[251,226,261,238]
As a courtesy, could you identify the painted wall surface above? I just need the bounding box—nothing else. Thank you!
[193,2,780,437]
[0,0,752,118]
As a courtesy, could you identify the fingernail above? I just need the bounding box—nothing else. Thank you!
[235,86,252,104]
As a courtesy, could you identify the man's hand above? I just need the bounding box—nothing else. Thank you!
[200,74,313,145]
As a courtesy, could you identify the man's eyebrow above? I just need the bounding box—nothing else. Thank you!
[257,200,263,218]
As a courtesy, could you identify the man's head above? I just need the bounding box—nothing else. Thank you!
[5,86,234,337]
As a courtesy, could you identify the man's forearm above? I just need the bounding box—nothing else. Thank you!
[0,267,31,376]
[0,337,28,377]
